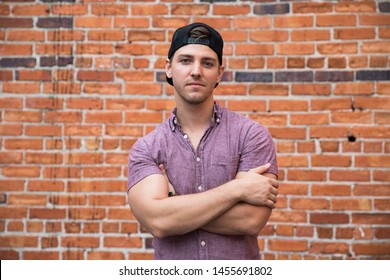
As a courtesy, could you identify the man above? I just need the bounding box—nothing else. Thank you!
[127,22,278,260]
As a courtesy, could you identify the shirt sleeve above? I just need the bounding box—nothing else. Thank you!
[127,138,161,192]
[238,122,278,178]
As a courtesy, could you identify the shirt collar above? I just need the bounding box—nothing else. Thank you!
[169,101,222,132]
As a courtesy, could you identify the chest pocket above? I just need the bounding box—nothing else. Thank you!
[210,154,240,186]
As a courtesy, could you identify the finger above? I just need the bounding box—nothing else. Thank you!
[250,163,270,174]
[266,200,276,209]
[271,179,279,189]
[270,187,278,196]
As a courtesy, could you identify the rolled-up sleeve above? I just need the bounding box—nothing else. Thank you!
[127,138,161,192]
[238,122,278,178]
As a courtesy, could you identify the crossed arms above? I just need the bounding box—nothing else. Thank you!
[127,163,278,238]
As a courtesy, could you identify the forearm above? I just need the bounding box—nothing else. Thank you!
[201,203,272,235]
[129,166,278,238]
[201,172,276,235]
[128,174,242,238]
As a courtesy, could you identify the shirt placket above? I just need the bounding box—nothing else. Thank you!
[174,116,216,260]
[195,136,209,259]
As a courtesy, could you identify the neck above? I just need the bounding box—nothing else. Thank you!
[175,99,215,133]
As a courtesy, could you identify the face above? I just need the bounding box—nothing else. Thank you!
[166,44,224,105]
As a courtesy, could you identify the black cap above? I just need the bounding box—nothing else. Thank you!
[166,22,224,86]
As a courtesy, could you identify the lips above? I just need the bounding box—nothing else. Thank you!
[186,82,204,87]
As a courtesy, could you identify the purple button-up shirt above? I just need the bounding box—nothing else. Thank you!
[127,102,278,260]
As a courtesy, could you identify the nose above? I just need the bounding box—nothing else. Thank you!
[190,62,202,78]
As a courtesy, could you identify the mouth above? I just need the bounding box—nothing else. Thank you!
[186,82,204,87]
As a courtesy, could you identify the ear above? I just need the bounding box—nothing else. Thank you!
[216,64,225,83]
[165,59,172,78]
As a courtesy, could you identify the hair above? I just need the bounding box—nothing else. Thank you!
[189,26,210,41]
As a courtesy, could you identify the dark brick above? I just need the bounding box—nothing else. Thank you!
[315,71,354,82]
[40,56,73,67]
[156,72,166,82]
[0,17,33,28]
[145,237,153,249]
[254,4,289,15]
[276,71,313,82]
[221,71,233,82]
[379,2,390,13]
[200,0,237,2]
[0,58,36,68]
[37,17,73,29]
[235,72,273,82]
[40,57,56,67]
[40,0,76,2]
[356,70,390,81]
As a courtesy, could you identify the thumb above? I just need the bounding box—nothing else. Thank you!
[159,164,167,175]
[250,163,271,174]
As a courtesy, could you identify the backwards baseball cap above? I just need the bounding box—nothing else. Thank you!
[166,22,224,86]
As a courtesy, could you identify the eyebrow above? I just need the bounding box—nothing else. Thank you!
[177,54,217,62]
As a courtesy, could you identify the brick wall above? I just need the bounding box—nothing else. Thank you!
[0,0,389,260]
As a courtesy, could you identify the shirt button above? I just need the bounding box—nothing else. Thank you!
[198,185,203,191]
[201,241,206,246]
[183,134,188,139]
[196,157,201,162]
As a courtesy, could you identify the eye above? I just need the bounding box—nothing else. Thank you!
[180,58,191,64]
[203,60,216,68]
[204,61,214,68]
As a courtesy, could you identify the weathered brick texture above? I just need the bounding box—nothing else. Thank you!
[0,0,389,260]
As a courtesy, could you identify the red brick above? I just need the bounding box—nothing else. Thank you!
[332,198,371,211]
[330,170,370,182]
[132,4,168,15]
[268,239,308,252]
[310,242,349,254]
[213,4,250,15]
[290,113,329,125]
[249,84,288,96]
[362,42,390,54]
[353,243,390,256]
[49,194,86,206]
[114,17,149,28]
[91,4,128,15]
[274,16,313,28]
[75,17,112,28]
[88,30,125,41]
[61,236,100,248]
[291,198,329,210]
[0,236,38,248]
[251,30,288,42]
[277,43,314,55]
[88,251,125,260]
[312,184,351,196]
[12,4,49,16]
[310,213,349,224]
[292,84,331,95]
[125,84,162,95]
[292,30,330,41]
[104,236,142,248]
[317,15,356,26]
[2,166,41,178]
[311,98,352,110]
[352,213,390,225]
[318,42,358,54]
[85,112,122,123]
